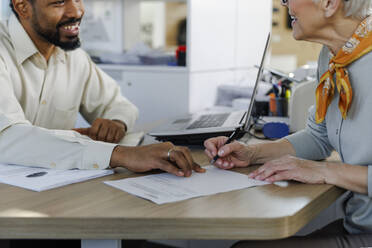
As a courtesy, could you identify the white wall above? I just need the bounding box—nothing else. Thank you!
[236,0,272,69]
[188,0,236,72]
[81,0,124,52]
[123,0,141,50]
[188,0,272,72]
[187,0,272,113]
[140,2,166,49]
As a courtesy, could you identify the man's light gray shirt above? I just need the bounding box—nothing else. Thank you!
[286,46,372,234]
[0,14,138,170]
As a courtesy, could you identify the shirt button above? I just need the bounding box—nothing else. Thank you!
[93,164,99,169]
[41,100,47,105]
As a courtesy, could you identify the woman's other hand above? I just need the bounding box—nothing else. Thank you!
[249,155,326,184]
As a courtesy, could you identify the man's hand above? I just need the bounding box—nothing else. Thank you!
[110,142,206,177]
[73,118,126,143]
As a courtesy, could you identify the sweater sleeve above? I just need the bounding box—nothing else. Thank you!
[285,46,334,160]
[285,105,334,160]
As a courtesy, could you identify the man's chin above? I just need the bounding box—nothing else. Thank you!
[56,38,81,51]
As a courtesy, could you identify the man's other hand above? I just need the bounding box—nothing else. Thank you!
[110,142,206,177]
[73,118,127,143]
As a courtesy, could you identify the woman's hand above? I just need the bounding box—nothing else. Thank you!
[204,136,256,170]
[249,155,327,184]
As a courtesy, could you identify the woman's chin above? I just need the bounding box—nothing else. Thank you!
[292,31,305,41]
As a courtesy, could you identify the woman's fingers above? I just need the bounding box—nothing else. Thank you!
[217,141,245,158]
[249,159,290,180]
[204,137,228,157]
[213,158,234,169]
[265,171,293,183]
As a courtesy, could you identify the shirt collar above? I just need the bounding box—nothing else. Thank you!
[8,14,66,65]
[54,46,67,64]
[8,14,38,65]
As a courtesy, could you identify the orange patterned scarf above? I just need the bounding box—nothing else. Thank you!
[315,16,372,124]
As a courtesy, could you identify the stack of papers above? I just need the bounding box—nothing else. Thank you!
[0,163,113,192]
[104,166,269,204]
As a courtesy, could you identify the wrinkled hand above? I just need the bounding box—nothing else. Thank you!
[73,118,126,143]
[249,155,326,184]
[110,142,206,177]
[204,136,255,170]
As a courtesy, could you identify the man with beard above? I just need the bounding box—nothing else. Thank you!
[0,0,205,247]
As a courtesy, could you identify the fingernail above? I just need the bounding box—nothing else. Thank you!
[218,150,224,156]
[223,162,229,167]
[217,160,222,165]
[178,171,184,176]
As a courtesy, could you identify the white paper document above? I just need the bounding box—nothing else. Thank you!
[104,166,269,204]
[0,163,114,192]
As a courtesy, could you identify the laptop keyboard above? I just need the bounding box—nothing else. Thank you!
[186,113,230,129]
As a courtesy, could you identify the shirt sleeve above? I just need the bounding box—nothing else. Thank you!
[79,52,139,131]
[0,57,116,170]
[285,46,334,160]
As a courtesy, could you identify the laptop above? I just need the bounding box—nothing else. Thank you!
[148,33,271,145]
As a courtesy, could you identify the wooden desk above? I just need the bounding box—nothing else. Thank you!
[0,144,345,248]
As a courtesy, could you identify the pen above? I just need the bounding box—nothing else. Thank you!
[210,127,242,164]
[26,171,48,178]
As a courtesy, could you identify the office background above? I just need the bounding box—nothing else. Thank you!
[0,0,322,126]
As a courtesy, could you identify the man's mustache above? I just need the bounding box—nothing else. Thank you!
[57,18,82,28]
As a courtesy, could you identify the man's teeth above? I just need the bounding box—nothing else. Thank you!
[290,15,297,21]
[62,24,79,30]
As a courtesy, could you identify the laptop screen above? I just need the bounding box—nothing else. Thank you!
[242,33,271,132]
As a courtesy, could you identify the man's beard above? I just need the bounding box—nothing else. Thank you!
[31,15,82,51]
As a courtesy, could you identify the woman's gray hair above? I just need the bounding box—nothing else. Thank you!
[313,0,372,20]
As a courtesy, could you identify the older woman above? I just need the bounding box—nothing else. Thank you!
[204,0,372,247]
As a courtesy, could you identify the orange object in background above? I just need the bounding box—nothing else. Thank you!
[269,93,277,116]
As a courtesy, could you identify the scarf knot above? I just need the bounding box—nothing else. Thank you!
[315,16,372,123]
